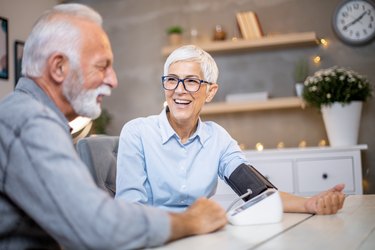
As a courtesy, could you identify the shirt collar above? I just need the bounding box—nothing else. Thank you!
[15,77,71,132]
[158,107,210,146]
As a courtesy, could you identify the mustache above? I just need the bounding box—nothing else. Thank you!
[94,84,111,97]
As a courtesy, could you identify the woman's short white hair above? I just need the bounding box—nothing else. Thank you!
[163,45,219,84]
[22,3,103,77]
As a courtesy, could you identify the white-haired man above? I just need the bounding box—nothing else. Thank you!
[0,4,226,249]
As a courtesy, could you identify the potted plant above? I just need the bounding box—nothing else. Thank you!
[302,66,373,146]
[293,58,309,97]
[91,109,112,135]
[166,25,183,46]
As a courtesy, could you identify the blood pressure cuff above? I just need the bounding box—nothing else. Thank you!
[224,163,277,201]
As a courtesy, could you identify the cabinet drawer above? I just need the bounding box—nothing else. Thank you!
[251,160,294,193]
[296,157,354,195]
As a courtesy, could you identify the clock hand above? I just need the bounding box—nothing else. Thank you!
[343,11,367,31]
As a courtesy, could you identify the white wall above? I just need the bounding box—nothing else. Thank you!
[2,0,375,194]
[0,0,59,99]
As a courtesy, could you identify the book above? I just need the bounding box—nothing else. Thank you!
[236,12,251,39]
[247,11,263,38]
[236,11,263,40]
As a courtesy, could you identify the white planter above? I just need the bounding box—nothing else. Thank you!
[321,101,363,147]
[295,83,304,97]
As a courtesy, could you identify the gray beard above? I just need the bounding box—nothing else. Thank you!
[62,70,110,119]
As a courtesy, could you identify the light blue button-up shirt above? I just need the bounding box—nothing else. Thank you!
[116,108,248,212]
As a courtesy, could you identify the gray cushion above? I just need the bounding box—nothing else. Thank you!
[76,135,119,197]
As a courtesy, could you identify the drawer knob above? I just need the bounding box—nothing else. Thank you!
[322,173,328,179]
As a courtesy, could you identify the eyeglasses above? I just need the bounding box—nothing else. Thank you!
[161,75,211,93]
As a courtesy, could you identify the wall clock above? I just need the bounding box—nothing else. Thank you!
[332,0,375,46]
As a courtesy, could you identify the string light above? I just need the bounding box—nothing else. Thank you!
[313,56,321,64]
[318,139,327,147]
[319,38,328,47]
[255,142,264,151]
[298,140,307,148]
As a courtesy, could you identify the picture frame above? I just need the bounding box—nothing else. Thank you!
[0,17,9,80]
[14,40,24,86]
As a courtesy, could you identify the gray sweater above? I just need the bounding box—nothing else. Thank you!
[0,78,170,249]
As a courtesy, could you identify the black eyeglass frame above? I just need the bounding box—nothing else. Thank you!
[161,75,212,93]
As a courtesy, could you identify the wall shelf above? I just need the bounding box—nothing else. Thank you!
[162,32,319,56]
[200,97,305,115]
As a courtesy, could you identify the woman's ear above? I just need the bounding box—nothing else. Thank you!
[205,83,218,103]
[47,53,68,84]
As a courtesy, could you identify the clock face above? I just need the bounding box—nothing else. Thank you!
[333,0,375,45]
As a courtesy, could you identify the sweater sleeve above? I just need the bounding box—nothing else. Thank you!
[4,114,170,249]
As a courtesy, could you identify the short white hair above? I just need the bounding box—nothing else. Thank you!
[163,45,219,84]
[22,3,103,77]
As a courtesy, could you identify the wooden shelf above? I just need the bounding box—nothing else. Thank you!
[201,97,305,115]
[162,32,319,56]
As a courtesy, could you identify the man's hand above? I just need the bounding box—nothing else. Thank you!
[168,198,227,242]
[304,184,346,215]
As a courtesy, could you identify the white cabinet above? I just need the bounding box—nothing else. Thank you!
[212,145,367,208]
[244,145,367,196]
[249,159,294,193]
[296,157,355,194]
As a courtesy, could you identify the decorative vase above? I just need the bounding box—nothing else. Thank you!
[295,83,304,97]
[321,101,363,147]
[213,24,226,41]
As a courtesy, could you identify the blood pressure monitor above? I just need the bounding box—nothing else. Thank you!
[227,189,283,226]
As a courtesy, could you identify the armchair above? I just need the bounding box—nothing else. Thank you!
[76,135,119,197]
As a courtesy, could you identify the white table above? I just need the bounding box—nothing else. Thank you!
[152,195,375,250]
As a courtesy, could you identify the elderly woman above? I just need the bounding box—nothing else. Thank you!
[116,45,345,215]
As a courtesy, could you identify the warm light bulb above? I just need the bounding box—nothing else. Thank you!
[276,142,285,149]
[255,142,264,151]
[318,139,327,147]
[313,56,321,64]
[320,38,328,47]
[298,140,307,148]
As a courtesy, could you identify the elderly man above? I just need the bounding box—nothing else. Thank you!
[0,4,226,249]
[116,45,346,215]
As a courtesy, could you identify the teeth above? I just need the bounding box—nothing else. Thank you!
[175,99,191,104]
